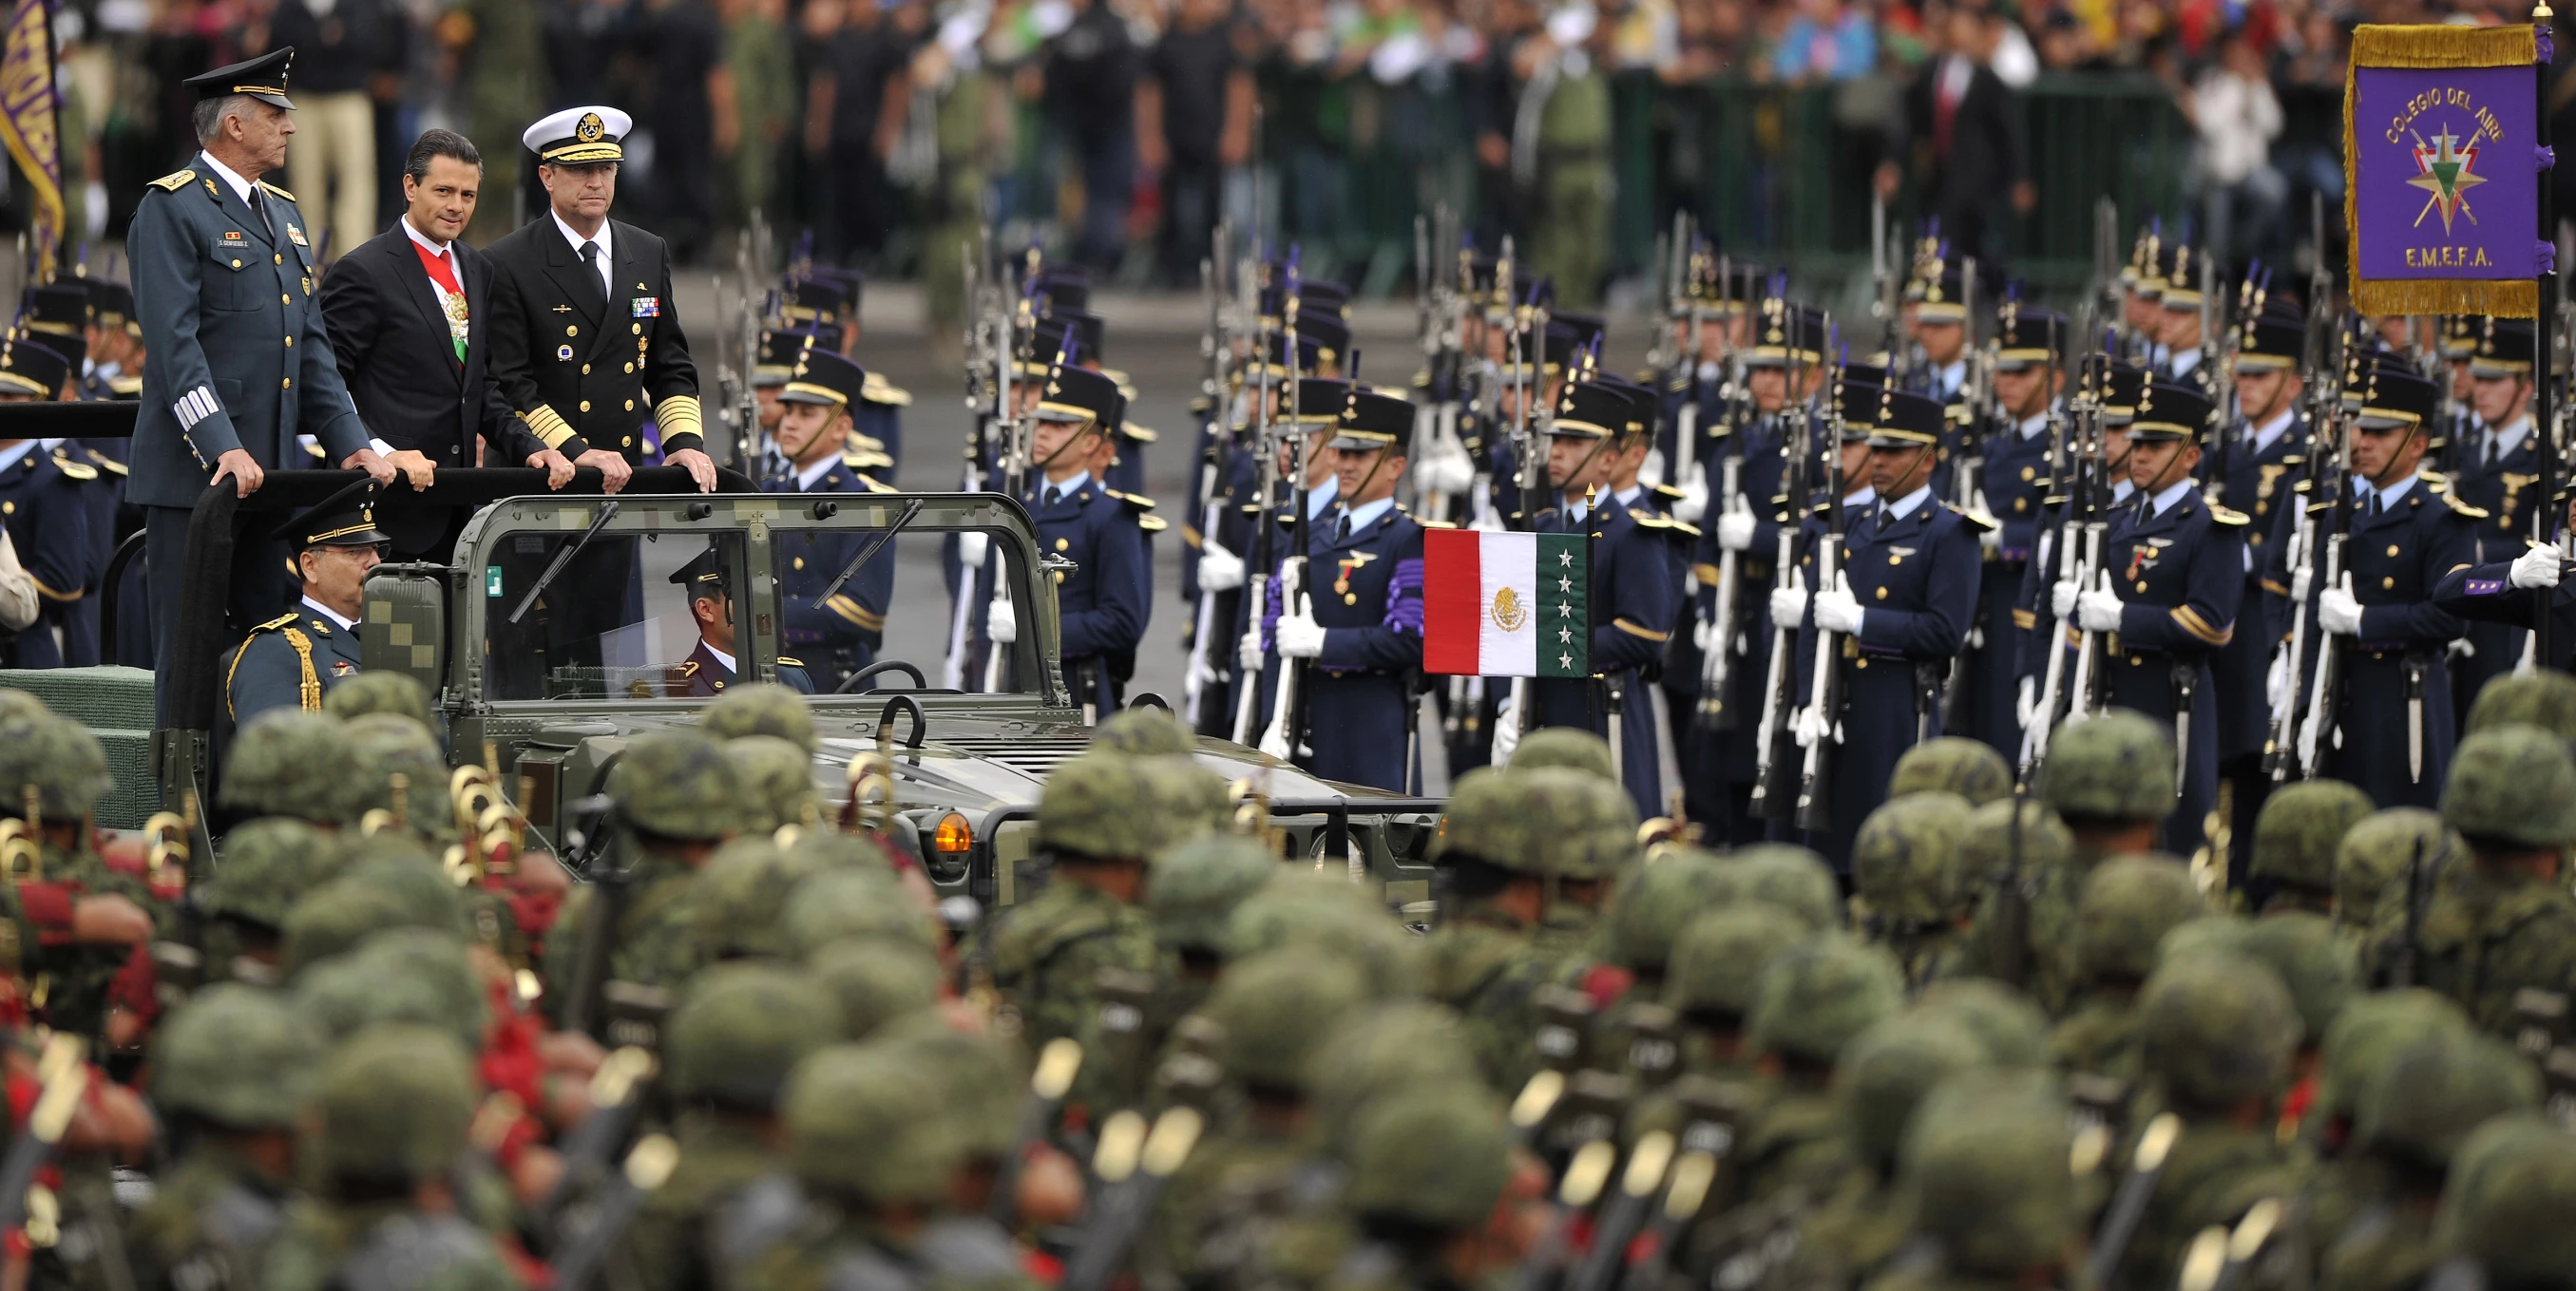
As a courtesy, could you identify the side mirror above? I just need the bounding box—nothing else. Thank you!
[361,563,448,703]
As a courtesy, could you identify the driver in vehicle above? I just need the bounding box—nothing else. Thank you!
[666,545,814,697]
[220,497,388,740]
[762,343,897,693]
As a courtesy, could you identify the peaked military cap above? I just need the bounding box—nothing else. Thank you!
[2156,240,2208,309]
[2439,313,2478,358]
[2234,308,2305,373]
[0,335,67,399]
[1834,380,1887,442]
[20,284,85,339]
[2356,364,2439,430]
[78,277,136,336]
[1993,305,2061,372]
[1331,388,1417,453]
[1279,375,1351,425]
[1033,265,1090,312]
[2470,316,2535,378]
[1747,299,1827,367]
[290,495,390,550]
[784,277,855,329]
[2128,379,2214,442]
[1034,362,1121,425]
[2097,361,2148,423]
[523,104,631,164]
[1866,387,1945,448]
[671,544,734,597]
[1550,375,1645,443]
[184,47,296,109]
[754,329,816,387]
[1032,310,1108,365]
[780,348,867,408]
[1914,258,1969,323]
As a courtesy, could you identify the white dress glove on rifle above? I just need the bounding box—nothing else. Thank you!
[986,597,1017,644]
[1768,585,1808,630]
[2266,650,2290,709]
[1237,628,1266,672]
[2511,541,2564,589]
[2318,580,2363,636]
[2050,579,2080,619]
[2075,587,2126,634]
[1491,692,1522,762]
[1420,440,1476,494]
[1792,705,1831,748]
[958,530,990,569]
[1716,503,1757,553]
[1274,612,1326,659]
[2290,564,2314,603]
[1673,478,1710,524]
[1197,541,1247,592]
[1812,578,1863,635]
[2015,676,2037,728]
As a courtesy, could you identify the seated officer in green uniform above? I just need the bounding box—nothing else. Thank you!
[664,544,815,697]
[219,497,385,741]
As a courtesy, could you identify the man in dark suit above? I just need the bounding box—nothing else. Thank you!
[1873,0,2032,270]
[317,128,578,561]
[125,48,395,718]
[483,105,715,495]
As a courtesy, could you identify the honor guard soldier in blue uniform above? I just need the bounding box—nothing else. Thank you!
[2017,359,2147,699]
[2067,378,2246,854]
[219,496,382,740]
[2431,487,2576,672]
[784,270,909,470]
[0,339,94,669]
[126,48,395,714]
[1962,302,2061,759]
[2208,300,2309,849]
[988,362,1154,715]
[24,281,125,668]
[20,284,91,394]
[75,278,145,402]
[1263,386,1429,791]
[2153,241,2216,393]
[762,347,896,691]
[665,544,814,696]
[2306,364,2485,807]
[1776,384,1981,868]
[1525,372,1692,816]
[2444,316,2544,715]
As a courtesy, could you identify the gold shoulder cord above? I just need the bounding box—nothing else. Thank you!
[281,628,321,710]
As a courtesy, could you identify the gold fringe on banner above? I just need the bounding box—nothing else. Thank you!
[2350,23,2537,68]
[2353,278,2540,317]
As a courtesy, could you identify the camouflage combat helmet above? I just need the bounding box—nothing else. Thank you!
[610,729,747,842]
[1224,872,1423,999]
[1888,737,2013,807]
[1853,791,1974,927]
[1901,1071,2077,1277]
[1306,1001,1484,1156]
[1203,951,1371,1092]
[2241,914,2356,1046]
[0,690,47,723]
[323,672,432,727]
[296,929,489,1049]
[1039,753,1178,862]
[2442,724,2576,848]
[336,836,472,934]
[1345,1087,1512,1229]
[1508,728,1616,784]
[316,1024,480,1184]
[809,939,944,1039]
[2463,669,2576,744]
[1147,834,1276,952]
[783,826,899,878]
[220,711,366,825]
[726,735,822,834]
[0,714,114,822]
[2437,1116,2576,1282]
[2036,711,2174,821]
[695,836,828,960]
[1141,754,1230,845]
[1431,768,1546,873]
[1091,706,1195,756]
[782,1042,965,1205]
[278,876,448,978]
[1745,933,1904,1066]
[1718,844,1841,931]
[701,683,817,754]
[1837,1012,1992,1171]
[1914,979,2053,1068]
[872,1012,1025,1157]
[2318,988,2473,1123]
[1958,799,2074,891]
[208,817,339,929]
[2249,780,2376,894]
[665,962,844,1108]
[782,867,938,958]
[2073,855,2204,985]
[346,713,452,843]
[153,983,328,1130]
[2358,1031,2539,1171]
[2335,808,2457,932]
[1518,767,1639,880]
[1602,848,1733,977]
[2137,952,2299,1110]
[1663,902,1807,1023]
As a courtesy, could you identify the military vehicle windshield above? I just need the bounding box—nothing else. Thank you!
[483,530,759,700]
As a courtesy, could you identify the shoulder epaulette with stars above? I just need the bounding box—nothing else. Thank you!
[48,451,96,482]
[148,169,196,192]
[1944,503,1999,532]
[249,611,298,634]
[1418,519,1459,529]
[2207,504,2250,527]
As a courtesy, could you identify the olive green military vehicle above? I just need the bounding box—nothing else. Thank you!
[19,467,1442,908]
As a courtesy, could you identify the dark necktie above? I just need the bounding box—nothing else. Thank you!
[577,239,605,309]
[1334,512,1351,542]
[1877,504,1894,533]
[2486,435,2502,470]
[2369,491,2385,518]
[247,182,268,232]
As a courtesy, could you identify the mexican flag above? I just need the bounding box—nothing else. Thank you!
[1422,529,1590,678]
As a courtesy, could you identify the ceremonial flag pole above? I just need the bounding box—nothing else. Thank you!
[0,0,62,277]
[2535,0,2555,667]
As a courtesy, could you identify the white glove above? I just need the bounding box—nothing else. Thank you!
[2266,651,2290,709]
[1812,579,1863,635]
[1768,586,1808,630]
[1471,505,1505,534]
[987,597,1017,644]
[2075,587,2126,634]
[2290,564,2314,604]
[1197,541,1247,592]
[1275,611,1326,659]
[2318,581,2363,636]
[1792,706,1831,749]
[1672,478,1710,525]
[1977,520,2002,554]
[1716,503,1757,553]
[1420,441,1476,495]
[1238,628,1266,672]
[2511,541,2564,590]
[958,530,990,569]
[2015,677,2036,729]
[2050,579,2079,618]
[1492,692,1522,762]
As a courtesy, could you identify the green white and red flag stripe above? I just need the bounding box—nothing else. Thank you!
[1422,529,1588,678]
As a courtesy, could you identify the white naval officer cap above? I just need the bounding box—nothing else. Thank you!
[523,106,634,165]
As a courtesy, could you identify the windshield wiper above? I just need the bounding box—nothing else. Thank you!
[509,501,620,625]
[815,497,925,606]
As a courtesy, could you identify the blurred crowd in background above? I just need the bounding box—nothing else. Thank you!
[13,0,2575,307]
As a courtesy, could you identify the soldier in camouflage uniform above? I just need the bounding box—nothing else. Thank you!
[2305,990,2473,1244]
[1658,903,1807,1087]
[1913,978,2055,1070]
[703,684,820,754]
[784,868,942,959]
[2370,726,2576,1035]
[1956,799,2072,903]
[1600,848,1735,994]
[131,985,327,1291]
[1790,1013,1991,1287]
[2435,1115,2576,1287]
[261,1025,523,1291]
[728,737,824,835]
[203,818,339,979]
[1726,934,1902,1207]
[1886,737,2013,807]
[544,729,748,1021]
[0,712,165,1041]
[1850,792,1975,986]
[811,940,945,1039]
[1507,727,1617,783]
[2050,855,2204,1083]
[345,714,456,849]
[2459,667,2576,743]
[2318,1030,2536,1291]
[1319,1087,1515,1291]
[622,963,844,1291]
[1143,833,1276,1020]
[1955,711,2176,1016]
[2248,780,2375,915]
[1713,845,1845,932]
[321,672,433,727]
[1093,706,1198,757]
[1863,1072,2080,1291]
[2334,809,2453,947]
[219,712,370,827]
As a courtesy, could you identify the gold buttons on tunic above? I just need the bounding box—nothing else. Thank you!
[580,400,591,412]
[624,399,635,411]
[282,378,292,389]
[1055,538,1070,551]
[1875,586,1888,600]
[567,326,579,337]
[1344,593,1358,605]
[632,323,642,335]
[230,258,241,269]
[2387,544,2401,557]
[283,336,293,347]
[582,364,591,375]
[2136,580,2148,593]
[281,294,290,304]
[274,254,282,265]
[2383,577,2396,590]
[1053,571,1065,585]
[623,362,634,373]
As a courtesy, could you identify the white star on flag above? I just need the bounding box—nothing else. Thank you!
[1558,552,1574,566]
[1558,601,1573,617]
[1559,653,1574,669]
[1558,628,1573,643]
[1558,576,1573,593]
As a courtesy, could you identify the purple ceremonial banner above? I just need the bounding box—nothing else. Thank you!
[2345,23,2545,317]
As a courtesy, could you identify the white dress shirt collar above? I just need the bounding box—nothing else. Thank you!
[1841,484,1878,510]
[2110,479,2136,504]
[794,454,840,491]
[402,213,455,256]
[2017,411,2050,440]
[2490,414,2534,459]
[1305,476,1341,519]
[1886,484,1934,521]
[0,442,36,473]
[2147,477,2196,517]
[550,209,614,296]
[2250,407,2297,454]
[700,642,737,674]
[2358,472,2420,511]
[301,597,357,633]
[197,151,256,205]
[1340,496,1396,533]
[1040,470,1093,503]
